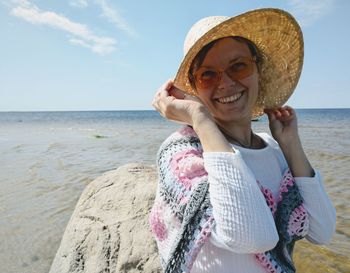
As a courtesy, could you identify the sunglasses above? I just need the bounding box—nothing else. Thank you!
[193,56,257,90]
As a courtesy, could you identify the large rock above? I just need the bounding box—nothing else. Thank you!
[49,164,162,273]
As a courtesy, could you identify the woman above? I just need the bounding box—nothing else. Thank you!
[149,8,336,273]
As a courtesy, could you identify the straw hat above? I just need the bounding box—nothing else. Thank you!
[173,8,304,118]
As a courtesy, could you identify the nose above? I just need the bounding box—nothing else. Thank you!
[217,71,236,90]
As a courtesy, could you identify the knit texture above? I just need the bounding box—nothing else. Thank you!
[149,126,309,273]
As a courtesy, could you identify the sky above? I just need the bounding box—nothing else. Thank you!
[0,0,349,111]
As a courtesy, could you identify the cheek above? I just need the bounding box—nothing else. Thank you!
[196,91,215,107]
[242,75,259,96]
[251,80,259,94]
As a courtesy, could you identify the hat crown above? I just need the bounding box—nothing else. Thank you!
[183,16,229,55]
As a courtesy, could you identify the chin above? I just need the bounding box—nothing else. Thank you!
[214,110,251,124]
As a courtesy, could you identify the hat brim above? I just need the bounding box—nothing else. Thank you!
[174,8,304,118]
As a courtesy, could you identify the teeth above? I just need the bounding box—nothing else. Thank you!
[217,92,243,104]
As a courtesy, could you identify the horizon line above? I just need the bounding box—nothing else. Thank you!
[0,107,349,113]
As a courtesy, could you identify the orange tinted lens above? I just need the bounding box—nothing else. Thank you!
[226,58,254,81]
[194,57,255,89]
[194,68,220,89]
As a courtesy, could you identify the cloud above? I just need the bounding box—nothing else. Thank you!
[10,1,116,55]
[95,0,137,38]
[69,0,88,8]
[287,0,335,26]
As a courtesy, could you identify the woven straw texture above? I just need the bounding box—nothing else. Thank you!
[174,8,304,118]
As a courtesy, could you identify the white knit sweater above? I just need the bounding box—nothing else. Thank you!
[191,133,336,273]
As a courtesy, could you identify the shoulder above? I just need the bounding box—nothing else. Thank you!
[158,125,201,156]
[165,125,199,142]
[157,125,206,180]
[156,125,207,200]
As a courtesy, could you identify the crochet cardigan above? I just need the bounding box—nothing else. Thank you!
[149,126,310,273]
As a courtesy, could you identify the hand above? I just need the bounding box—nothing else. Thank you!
[264,106,299,147]
[152,79,212,125]
[264,106,315,177]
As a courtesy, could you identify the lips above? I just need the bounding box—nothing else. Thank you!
[215,91,244,104]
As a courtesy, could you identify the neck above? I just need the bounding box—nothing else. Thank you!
[216,120,254,148]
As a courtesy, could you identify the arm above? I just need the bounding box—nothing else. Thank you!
[279,131,336,244]
[265,106,336,244]
[192,108,279,253]
[279,136,314,177]
[264,106,314,178]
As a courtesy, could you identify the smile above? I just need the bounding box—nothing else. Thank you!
[215,91,244,104]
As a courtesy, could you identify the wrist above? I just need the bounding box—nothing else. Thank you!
[191,105,214,129]
[190,107,233,153]
[278,134,302,152]
[278,137,315,177]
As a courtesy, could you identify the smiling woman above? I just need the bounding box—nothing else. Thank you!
[149,8,336,273]
[189,37,260,125]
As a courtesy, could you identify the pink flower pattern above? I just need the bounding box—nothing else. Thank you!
[257,180,277,216]
[149,201,168,241]
[255,253,280,273]
[278,170,295,203]
[287,204,309,237]
[170,149,207,190]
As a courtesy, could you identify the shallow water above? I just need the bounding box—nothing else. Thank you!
[0,109,349,272]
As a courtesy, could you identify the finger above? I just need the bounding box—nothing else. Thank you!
[158,94,175,112]
[283,105,296,117]
[153,90,169,111]
[161,79,174,91]
[263,108,275,116]
[152,97,160,111]
[153,81,176,115]
[263,108,276,122]
[156,79,173,98]
[281,109,290,117]
[279,105,296,120]
[169,86,186,99]
[274,109,290,121]
[274,109,282,119]
[283,105,294,111]
[158,89,170,99]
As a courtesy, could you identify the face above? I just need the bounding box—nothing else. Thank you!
[193,37,259,124]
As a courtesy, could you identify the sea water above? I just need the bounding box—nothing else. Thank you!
[0,109,349,272]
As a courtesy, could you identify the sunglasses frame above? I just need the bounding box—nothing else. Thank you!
[193,56,257,90]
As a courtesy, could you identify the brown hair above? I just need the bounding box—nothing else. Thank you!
[188,36,263,89]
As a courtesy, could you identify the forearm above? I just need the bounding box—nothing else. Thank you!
[279,136,314,177]
[192,109,233,153]
[295,171,336,245]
